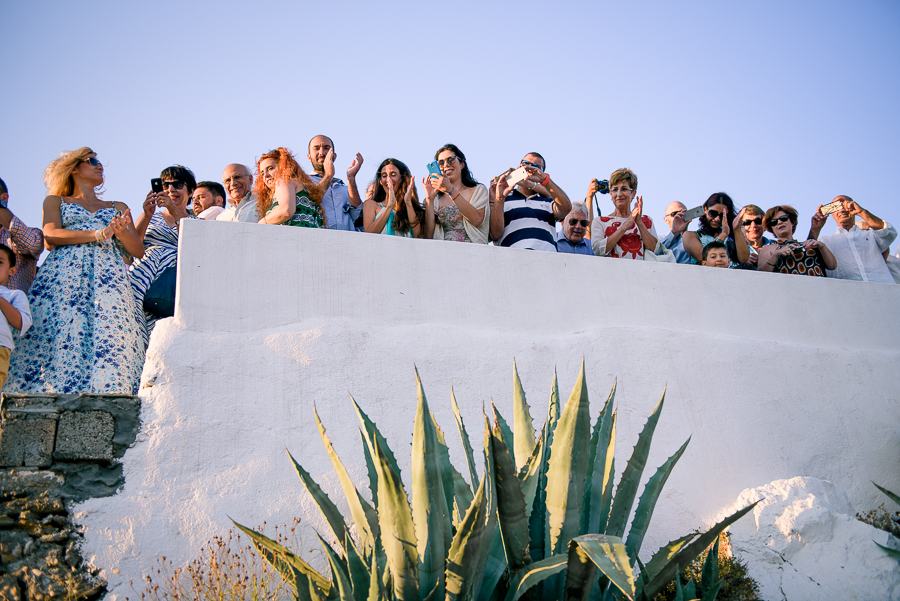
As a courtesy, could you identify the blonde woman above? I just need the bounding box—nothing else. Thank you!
[7,148,146,394]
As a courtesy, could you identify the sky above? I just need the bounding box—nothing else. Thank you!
[2,0,899,250]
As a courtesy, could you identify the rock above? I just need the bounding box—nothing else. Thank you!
[0,416,57,468]
[0,515,16,528]
[39,530,70,544]
[0,573,22,601]
[53,412,114,462]
[0,470,64,500]
[717,476,900,601]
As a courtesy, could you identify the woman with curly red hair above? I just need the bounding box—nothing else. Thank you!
[255,147,334,227]
[589,168,658,259]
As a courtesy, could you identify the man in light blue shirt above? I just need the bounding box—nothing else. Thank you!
[660,201,694,264]
[307,135,363,231]
[557,202,593,255]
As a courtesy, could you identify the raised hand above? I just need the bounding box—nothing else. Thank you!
[432,173,452,195]
[143,191,158,217]
[811,206,827,230]
[323,149,336,178]
[631,196,643,220]
[422,176,436,202]
[586,179,601,199]
[721,211,731,238]
[732,212,743,237]
[403,176,415,205]
[385,178,398,211]
[347,152,364,179]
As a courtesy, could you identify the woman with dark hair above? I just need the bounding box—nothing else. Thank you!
[362,159,424,238]
[757,205,836,276]
[423,144,490,244]
[256,147,333,227]
[131,165,198,344]
[682,192,750,266]
[7,147,146,394]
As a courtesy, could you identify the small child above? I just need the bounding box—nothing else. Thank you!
[0,244,32,392]
[701,240,730,268]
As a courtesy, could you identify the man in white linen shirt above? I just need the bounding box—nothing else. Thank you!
[810,195,897,283]
[217,164,259,222]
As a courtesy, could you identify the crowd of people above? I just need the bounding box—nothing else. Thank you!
[0,136,896,397]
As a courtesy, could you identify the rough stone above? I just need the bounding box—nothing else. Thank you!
[0,470,64,500]
[53,412,114,461]
[717,476,900,601]
[0,416,57,468]
[50,463,123,502]
[0,573,22,601]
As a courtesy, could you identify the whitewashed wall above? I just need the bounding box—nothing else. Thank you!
[78,220,900,598]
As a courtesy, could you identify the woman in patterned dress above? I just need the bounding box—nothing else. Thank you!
[7,148,146,394]
[130,165,197,345]
[256,147,333,227]
[362,159,424,238]
[423,144,490,244]
[590,168,658,259]
[757,205,836,276]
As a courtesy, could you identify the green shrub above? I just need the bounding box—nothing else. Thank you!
[653,534,761,601]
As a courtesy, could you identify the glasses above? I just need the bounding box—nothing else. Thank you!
[741,218,763,226]
[82,157,103,168]
[163,180,186,190]
[666,210,684,218]
[520,159,542,170]
[609,186,633,194]
[768,215,792,227]
[568,219,590,227]
[707,209,725,219]
[436,156,458,167]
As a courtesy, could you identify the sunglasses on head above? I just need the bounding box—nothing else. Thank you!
[83,157,102,168]
[163,180,186,190]
[568,218,589,227]
[707,208,725,219]
[436,156,458,167]
[741,218,763,226]
[768,215,792,227]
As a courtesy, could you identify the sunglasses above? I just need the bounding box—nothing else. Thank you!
[568,219,590,227]
[436,156,458,167]
[520,159,542,169]
[162,180,186,190]
[666,210,684,219]
[768,215,792,227]
[741,218,763,226]
[707,208,725,219]
[83,157,103,168]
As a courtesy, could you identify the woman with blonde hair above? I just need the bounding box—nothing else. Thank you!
[256,147,334,227]
[7,148,146,394]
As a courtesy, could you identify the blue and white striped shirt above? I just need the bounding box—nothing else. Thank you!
[499,190,557,252]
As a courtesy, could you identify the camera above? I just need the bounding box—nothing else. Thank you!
[594,179,609,194]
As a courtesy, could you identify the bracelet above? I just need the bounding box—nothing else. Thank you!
[540,173,550,187]
[94,229,105,242]
[449,186,455,196]
[766,260,775,266]
[452,193,460,201]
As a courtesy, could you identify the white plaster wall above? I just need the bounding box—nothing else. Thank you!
[77,220,900,598]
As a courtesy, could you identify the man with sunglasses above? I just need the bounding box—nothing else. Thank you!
[659,201,693,264]
[0,177,43,292]
[489,152,571,251]
[557,203,593,255]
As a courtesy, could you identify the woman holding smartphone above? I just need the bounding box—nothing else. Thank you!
[682,192,750,266]
[362,159,424,237]
[423,144,490,243]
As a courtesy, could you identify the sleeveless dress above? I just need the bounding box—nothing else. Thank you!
[129,211,181,346]
[772,240,826,277]
[268,190,324,228]
[436,205,470,242]
[373,205,412,237]
[7,201,146,394]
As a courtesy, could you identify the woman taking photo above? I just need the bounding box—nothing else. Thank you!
[362,159,424,238]
[757,205,836,276]
[683,192,750,266]
[7,148,146,395]
[131,164,197,344]
[423,144,490,244]
[256,147,333,228]
[590,168,658,259]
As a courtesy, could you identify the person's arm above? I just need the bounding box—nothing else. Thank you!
[584,182,596,240]
[3,214,44,259]
[401,179,423,239]
[848,201,887,231]
[806,206,827,241]
[450,186,486,227]
[346,152,364,210]
[660,231,680,250]
[135,191,160,240]
[423,177,437,239]
[0,296,23,331]
[804,239,837,271]
[682,231,703,263]
[730,214,750,263]
[364,181,397,234]
[631,197,658,251]
[259,180,297,225]
[111,203,145,260]
[9,291,31,335]
[42,196,108,246]
[489,179,508,241]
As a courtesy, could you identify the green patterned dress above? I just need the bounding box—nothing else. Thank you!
[267,190,324,228]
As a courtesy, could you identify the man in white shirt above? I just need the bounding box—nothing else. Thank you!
[217,164,259,222]
[811,195,897,283]
[192,181,227,220]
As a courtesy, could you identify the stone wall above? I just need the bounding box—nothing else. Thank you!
[0,393,141,600]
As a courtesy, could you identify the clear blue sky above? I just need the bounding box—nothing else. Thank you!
[2,0,899,249]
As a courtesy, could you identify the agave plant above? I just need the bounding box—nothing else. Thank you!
[872,481,900,562]
[234,360,756,601]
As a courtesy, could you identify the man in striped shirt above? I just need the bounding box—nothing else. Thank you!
[489,153,571,251]
[0,177,44,292]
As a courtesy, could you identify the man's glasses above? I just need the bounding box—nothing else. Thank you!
[520,159,542,170]
[163,180,186,190]
[666,210,683,219]
[707,209,724,219]
[768,215,792,227]
[568,219,590,227]
[437,156,458,167]
[741,218,763,226]
[83,157,102,168]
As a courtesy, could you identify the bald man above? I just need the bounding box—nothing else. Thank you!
[660,201,693,264]
[217,163,259,222]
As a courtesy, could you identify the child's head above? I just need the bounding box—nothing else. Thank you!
[701,241,729,268]
[0,244,16,286]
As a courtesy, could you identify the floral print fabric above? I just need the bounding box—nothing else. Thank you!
[7,202,146,394]
[596,215,658,259]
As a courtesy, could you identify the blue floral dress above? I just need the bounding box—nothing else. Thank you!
[7,201,146,394]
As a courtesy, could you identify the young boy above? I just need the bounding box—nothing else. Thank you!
[0,244,31,392]
[701,240,731,268]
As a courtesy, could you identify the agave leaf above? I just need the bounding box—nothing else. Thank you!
[699,580,723,601]
[596,418,617,535]
[699,536,720,596]
[638,532,698,585]
[624,437,691,563]
[254,535,313,601]
[607,387,666,539]
[587,381,617,535]
[451,387,480,491]
[287,450,348,552]
[492,400,515,455]
[502,553,568,601]
[432,414,458,531]
[548,368,561,433]
[315,407,380,559]
[512,360,536,472]
[564,534,635,601]
[411,369,451,599]
[545,359,593,555]
[472,413,500,596]
[360,428,379,507]
[367,551,385,601]
[232,519,331,595]
[475,532,509,601]
[580,409,603,538]
[445,471,489,601]
[639,502,759,600]
[875,542,900,561]
[372,435,419,601]
[451,465,475,527]
[344,532,371,601]
[309,578,325,601]
[874,482,900,507]
[491,420,531,570]
[318,533,355,601]
[353,395,402,484]
[527,370,560,563]
[518,431,544,524]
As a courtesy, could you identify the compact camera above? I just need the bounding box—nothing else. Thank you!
[594,179,609,194]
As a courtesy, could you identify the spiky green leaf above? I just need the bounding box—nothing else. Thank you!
[476,533,509,601]
[639,533,698,585]
[586,381,617,535]
[287,450,348,551]
[512,360,536,471]
[874,482,900,507]
[875,542,900,561]
[445,472,489,601]
[318,533,355,601]
[472,413,500,596]
[367,552,383,601]
[360,428,378,506]
[699,536,720,596]
[344,532,370,601]
[353,395,402,484]
[451,465,474,526]
[451,387,480,491]
[518,431,544,524]
[527,369,560,563]
[503,554,568,601]
[564,534,635,601]
[491,420,531,570]
[432,413,458,531]
[492,400,514,456]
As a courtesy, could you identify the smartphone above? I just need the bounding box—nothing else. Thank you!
[505,166,529,188]
[150,178,164,194]
[426,161,442,178]
[682,205,705,221]
[820,199,844,216]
